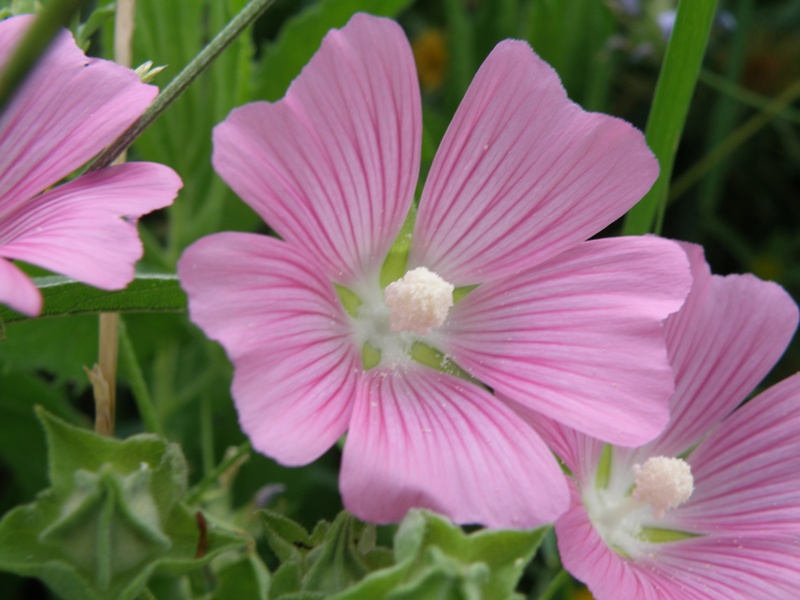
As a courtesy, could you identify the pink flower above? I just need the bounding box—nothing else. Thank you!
[0,15,182,316]
[178,14,691,528]
[523,243,800,598]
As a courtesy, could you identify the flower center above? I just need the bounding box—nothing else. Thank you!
[632,456,694,519]
[584,452,697,556]
[383,267,454,335]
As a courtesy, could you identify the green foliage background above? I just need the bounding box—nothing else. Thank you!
[0,0,799,597]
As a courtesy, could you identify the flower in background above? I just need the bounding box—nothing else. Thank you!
[523,243,800,598]
[0,15,182,316]
[411,28,447,91]
[179,14,691,528]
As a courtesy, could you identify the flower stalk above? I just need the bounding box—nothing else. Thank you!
[92,0,136,436]
[87,0,275,172]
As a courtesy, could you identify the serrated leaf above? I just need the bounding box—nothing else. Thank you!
[210,553,270,600]
[332,510,546,600]
[259,509,313,563]
[397,511,547,599]
[0,274,185,325]
[253,0,415,101]
[0,409,250,600]
[304,512,372,593]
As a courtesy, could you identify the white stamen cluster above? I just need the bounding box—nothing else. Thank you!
[384,267,454,335]
[632,456,694,519]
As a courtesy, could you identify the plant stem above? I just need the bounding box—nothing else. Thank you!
[119,318,164,436]
[93,0,136,435]
[186,441,252,506]
[622,0,718,235]
[536,568,570,600]
[87,0,275,172]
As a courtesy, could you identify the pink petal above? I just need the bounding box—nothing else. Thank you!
[178,233,360,465]
[409,40,658,285]
[212,14,420,285]
[673,373,800,535]
[0,257,41,316]
[340,365,568,528]
[510,401,605,482]
[625,243,799,463]
[0,164,179,291]
[556,484,800,600]
[445,236,690,445]
[555,483,665,600]
[641,536,800,599]
[0,15,157,213]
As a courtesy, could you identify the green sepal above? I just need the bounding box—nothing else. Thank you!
[333,510,546,600]
[260,510,393,599]
[409,343,479,385]
[362,343,382,370]
[0,408,250,600]
[452,285,479,304]
[639,527,702,543]
[335,284,363,318]
[594,444,613,490]
[380,203,417,289]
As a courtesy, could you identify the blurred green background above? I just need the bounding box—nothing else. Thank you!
[0,0,798,597]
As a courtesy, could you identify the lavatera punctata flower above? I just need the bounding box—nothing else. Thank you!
[524,243,800,597]
[179,14,691,528]
[0,15,181,316]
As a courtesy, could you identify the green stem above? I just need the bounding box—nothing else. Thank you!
[87,0,275,172]
[200,394,215,476]
[670,77,800,203]
[697,0,754,218]
[118,317,164,436]
[186,441,252,505]
[0,0,85,111]
[622,0,718,235]
[536,568,570,600]
[698,70,800,125]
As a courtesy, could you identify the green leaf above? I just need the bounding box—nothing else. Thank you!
[74,2,115,50]
[0,371,85,500]
[210,553,271,600]
[261,510,393,598]
[0,409,250,600]
[622,0,718,235]
[260,509,313,564]
[0,274,186,325]
[333,510,546,600]
[253,0,415,102]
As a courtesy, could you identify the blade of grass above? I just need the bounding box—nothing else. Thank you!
[696,0,754,218]
[669,77,800,203]
[118,317,164,436]
[622,0,717,235]
[87,0,275,172]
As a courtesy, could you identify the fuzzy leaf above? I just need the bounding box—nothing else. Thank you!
[210,553,271,600]
[0,409,250,600]
[333,510,546,600]
[0,274,185,325]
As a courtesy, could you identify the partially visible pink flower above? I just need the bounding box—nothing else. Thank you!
[179,14,691,528]
[523,243,800,598]
[0,15,182,316]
